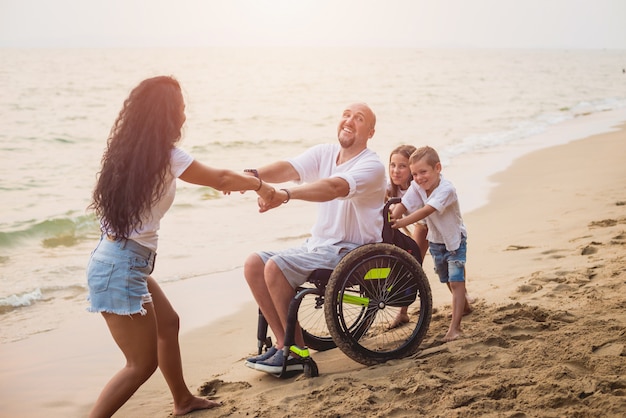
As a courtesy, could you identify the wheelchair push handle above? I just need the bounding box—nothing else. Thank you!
[382,197,401,244]
[384,197,401,216]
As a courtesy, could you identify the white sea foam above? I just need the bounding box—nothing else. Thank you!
[0,288,42,311]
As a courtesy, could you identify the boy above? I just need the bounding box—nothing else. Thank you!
[390,146,470,342]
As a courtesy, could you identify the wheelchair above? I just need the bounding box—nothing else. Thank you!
[254,198,433,378]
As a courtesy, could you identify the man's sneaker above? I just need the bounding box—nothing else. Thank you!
[254,349,305,374]
[244,346,278,369]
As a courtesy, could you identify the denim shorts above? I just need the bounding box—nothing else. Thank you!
[429,236,467,284]
[257,240,357,288]
[86,235,156,316]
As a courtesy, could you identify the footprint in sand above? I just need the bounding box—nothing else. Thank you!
[588,217,626,228]
[500,323,547,341]
[532,248,568,259]
[581,244,599,255]
[592,342,626,357]
[467,336,511,349]
[198,379,251,396]
[551,311,578,323]
[611,232,626,246]
[495,304,551,322]
[505,244,532,251]
[516,283,543,294]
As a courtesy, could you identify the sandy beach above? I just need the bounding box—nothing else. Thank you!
[2,120,625,417]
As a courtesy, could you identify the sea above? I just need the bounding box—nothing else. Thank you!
[1,47,626,345]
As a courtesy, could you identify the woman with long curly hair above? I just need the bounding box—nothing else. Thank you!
[86,76,274,417]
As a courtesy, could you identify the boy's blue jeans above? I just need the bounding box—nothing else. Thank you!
[429,236,467,284]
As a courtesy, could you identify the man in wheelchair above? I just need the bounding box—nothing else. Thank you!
[242,102,387,374]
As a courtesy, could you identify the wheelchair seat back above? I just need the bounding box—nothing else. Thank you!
[382,197,423,265]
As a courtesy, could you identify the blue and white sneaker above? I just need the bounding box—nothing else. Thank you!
[254,349,305,374]
[244,346,278,369]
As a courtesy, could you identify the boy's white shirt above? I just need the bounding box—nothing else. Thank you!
[401,174,467,252]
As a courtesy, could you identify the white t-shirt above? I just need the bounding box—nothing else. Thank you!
[386,180,409,198]
[401,174,467,251]
[127,147,193,251]
[288,143,386,249]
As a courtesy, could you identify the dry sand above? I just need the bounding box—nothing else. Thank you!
[112,122,626,417]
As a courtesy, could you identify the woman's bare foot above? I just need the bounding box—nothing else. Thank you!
[388,312,410,330]
[173,396,221,416]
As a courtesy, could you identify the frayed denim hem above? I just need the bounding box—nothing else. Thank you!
[86,292,152,316]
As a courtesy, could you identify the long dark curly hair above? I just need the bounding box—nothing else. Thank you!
[89,76,186,238]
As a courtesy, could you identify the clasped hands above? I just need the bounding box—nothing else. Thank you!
[233,181,287,213]
[223,179,287,213]
[256,185,288,213]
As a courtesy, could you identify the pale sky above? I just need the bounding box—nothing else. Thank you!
[1,0,625,49]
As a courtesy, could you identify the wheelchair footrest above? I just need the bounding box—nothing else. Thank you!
[273,346,319,379]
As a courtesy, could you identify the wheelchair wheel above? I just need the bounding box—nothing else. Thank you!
[324,243,432,366]
[297,283,336,352]
[298,278,373,353]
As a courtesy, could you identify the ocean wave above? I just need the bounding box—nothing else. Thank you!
[441,97,626,162]
[0,213,99,249]
[0,284,87,316]
[0,288,43,314]
[187,137,310,154]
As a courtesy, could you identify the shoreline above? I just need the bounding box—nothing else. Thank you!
[2,109,625,339]
[1,116,625,417]
[444,108,626,214]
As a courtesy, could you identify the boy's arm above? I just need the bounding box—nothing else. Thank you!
[392,204,436,229]
[390,202,408,222]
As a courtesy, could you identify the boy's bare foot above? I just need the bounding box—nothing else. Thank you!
[388,313,410,329]
[447,307,473,319]
[173,396,221,416]
[442,329,462,342]
[463,305,473,316]
[457,295,474,317]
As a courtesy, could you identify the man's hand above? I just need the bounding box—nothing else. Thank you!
[256,181,277,212]
[257,187,291,213]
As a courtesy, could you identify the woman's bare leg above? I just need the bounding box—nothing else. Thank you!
[89,309,159,418]
[147,277,220,415]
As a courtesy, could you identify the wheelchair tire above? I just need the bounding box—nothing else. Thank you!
[324,243,432,366]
